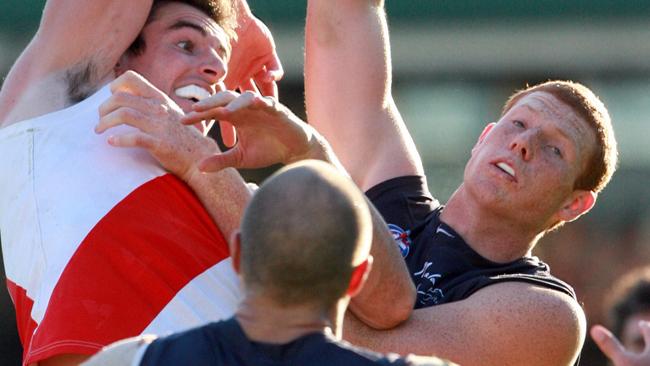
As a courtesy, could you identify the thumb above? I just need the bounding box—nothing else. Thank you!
[199,148,242,172]
[591,324,627,364]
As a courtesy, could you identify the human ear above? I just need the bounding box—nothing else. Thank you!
[557,190,597,223]
[346,255,373,297]
[475,122,497,145]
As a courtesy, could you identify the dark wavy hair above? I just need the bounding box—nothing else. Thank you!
[126,0,237,57]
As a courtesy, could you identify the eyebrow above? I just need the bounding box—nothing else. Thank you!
[168,20,208,36]
[167,20,231,58]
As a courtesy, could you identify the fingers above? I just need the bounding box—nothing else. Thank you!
[222,91,259,112]
[258,80,278,100]
[183,90,271,127]
[239,79,259,94]
[193,90,240,112]
[110,70,167,100]
[253,72,278,99]
[220,121,237,148]
[98,91,165,122]
[97,106,151,134]
[107,131,159,151]
[264,53,284,82]
[591,324,627,364]
[198,148,242,172]
[182,91,240,125]
[255,54,283,98]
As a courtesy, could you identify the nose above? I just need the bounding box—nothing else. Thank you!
[199,49,227,84]
[509,129,538,161]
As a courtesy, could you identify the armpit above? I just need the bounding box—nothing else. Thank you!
[65,61,101,104]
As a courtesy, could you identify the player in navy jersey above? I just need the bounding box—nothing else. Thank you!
[174,0,619,365]
[83,161,454,366]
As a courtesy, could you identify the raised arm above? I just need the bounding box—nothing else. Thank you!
[183,89,416,329]
[0,0,153,126]
[304,0,423,192]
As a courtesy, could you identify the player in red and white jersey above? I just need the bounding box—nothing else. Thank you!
[0,0,416,364]
[0,0,284,364]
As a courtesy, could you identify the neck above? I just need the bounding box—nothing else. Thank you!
[235,292,345,344]
[441,184,543,263]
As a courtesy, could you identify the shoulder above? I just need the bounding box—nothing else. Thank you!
[365,175,440,235]
[464,281,586,365]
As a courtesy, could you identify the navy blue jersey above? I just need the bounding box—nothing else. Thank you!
[140,317,446,366]
[366,175,576,309]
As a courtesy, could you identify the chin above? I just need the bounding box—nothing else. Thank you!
[465,175,508,206]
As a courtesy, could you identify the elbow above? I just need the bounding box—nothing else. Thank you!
[359,283,415,330]
[387,283,416,327]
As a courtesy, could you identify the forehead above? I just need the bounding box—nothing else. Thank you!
[146,2,230,51]
[506,91,595,161]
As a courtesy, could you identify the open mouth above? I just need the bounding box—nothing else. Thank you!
[174,85,211,103]
[495,162,516,179]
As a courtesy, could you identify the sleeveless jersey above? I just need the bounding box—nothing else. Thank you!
[365,175,576,308]
[137,317,449,366]
[0,85,241,365]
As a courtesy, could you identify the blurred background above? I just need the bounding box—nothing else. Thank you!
[1,1,650,364]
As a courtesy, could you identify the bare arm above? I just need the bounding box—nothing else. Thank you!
[305,0,423,192]
[184,90,416,328]
[0,0,153,126]
[97,71,251,241]
[344,282,586,366]
[304,0,418,329]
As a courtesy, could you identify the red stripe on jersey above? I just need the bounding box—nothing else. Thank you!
[6,279,37,364]
[25,174,230,364]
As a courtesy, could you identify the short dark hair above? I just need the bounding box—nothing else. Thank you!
[502,80,618,194]
[126,0,237,57]
[239,161,372,308]
[605,266,650,338]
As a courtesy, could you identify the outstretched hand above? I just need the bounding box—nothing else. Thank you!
[182,90,320,173]
[96,71,219,184]
[591,323,650,366]
[225,10,283,97]
[220,8,283,148]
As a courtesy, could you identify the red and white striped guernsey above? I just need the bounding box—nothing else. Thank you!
[0,85,242,365]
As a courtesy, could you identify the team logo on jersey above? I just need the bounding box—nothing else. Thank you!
[388,224,411,257]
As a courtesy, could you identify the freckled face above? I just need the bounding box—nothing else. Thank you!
[463,91,596,223]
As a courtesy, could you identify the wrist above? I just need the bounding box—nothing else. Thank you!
[181,136,220,183]
[285,126,347,175]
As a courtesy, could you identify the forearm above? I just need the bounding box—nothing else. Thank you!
[38,0,152,71]
[187,167,252,243]
[300,128,415,329]
[305,0,422,191]
[349,202,415,329]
